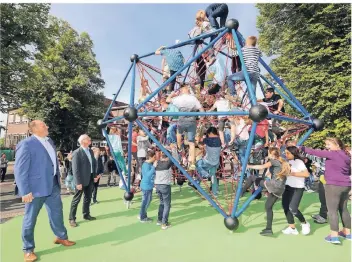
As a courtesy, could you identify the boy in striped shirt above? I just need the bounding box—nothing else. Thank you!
[226,36,262,96]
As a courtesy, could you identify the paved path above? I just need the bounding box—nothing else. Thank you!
[0,163,113,224]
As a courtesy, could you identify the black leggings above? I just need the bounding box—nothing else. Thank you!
[282,185,306,225]
[266,193,279,230]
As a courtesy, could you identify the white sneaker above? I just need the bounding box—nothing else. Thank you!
[282,226,299,235]
[301,222,310,235]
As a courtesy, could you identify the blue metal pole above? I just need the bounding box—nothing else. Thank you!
[127,122,133,191]
[232,29,257,106]
[203,41,233,59]
[235,187,263,217]
[136,119,228,218]
[137,110,249,117]
[258,78,266,96]
[138,28,225,59]
[103,63,133,121]
[259,58,310,117]
[231,122,258,217]
[260,75,306,116]
[130,60,137,106]
[102,129,128,190]
[297,128,315,146]
[267,113,313,126]
[102,115,125,125]
[137,28,230,110]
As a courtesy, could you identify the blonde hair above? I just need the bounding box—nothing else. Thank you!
[246,36,257,47]
[268,147,290,180]
[325,137,350,156]
[196,10,206,20]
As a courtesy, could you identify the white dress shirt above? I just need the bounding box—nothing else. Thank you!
[34,135,57,175]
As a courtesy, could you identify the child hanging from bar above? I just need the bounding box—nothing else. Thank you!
[138,77,151,103]
[137,129,152,184]
[204,49,228,95]
[166,84,204,170]
[108,126,128,176]
[246,147,291,236]
[227,36,262,96]
[155,44,185,94]
[191,127,221,197]
[208,93,235,148]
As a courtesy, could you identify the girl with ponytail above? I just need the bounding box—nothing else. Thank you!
[247,147,290,236]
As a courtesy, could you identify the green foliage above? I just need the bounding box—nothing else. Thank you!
[0,3,50,112]
[19,17,105,151]
[0,138,4,148]
[256,3,351,147]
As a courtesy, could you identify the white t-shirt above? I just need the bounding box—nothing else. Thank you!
[172,94,202,122]
[214,98,230,119]
[235,118,249,141]
[287,159,307,188]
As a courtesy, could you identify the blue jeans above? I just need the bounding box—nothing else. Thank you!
[22,176,67,252]
[167,124,177,144]
[156,184,171,224]
[236,138,248,166]
[140,190,153,220]
[206,3,229,29]
[177,121,197,142]
[227,71,259,96]
[196,160,219,196]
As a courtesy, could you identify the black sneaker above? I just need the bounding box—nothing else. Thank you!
[84,215,96,221]
[260,229,273,236]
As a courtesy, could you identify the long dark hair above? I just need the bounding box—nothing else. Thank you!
[206,126,219,137]
[286,146,304,161]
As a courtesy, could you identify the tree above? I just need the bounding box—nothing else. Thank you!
[19,17,105,151]
[0,3,50,112]
[256,4,351,147]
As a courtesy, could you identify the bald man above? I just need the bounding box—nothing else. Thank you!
[14,120,75,262]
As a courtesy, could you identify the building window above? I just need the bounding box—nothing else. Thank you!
[92,141,99,147]
[8,114,14,123]
[15,114,21,124]
[100,141,107,147]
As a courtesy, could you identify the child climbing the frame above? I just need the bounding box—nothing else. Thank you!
[227,36,262,96]
[196,4,229,30]
[246,147,291,236]
[155,45,185,93]
[108,126,128,176]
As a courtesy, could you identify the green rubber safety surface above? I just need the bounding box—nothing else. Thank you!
[1,186,350,262]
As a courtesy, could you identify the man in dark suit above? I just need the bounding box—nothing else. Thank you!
[69,134,98,227]
[15,120,75,262]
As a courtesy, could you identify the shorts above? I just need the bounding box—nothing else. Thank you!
[177,122,197,142]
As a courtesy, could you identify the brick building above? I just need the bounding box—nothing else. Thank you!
[4,98,128,150]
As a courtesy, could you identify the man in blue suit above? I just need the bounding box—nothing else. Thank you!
[15,120,75,262]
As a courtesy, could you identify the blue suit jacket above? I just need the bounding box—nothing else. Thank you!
[14,136,60,197]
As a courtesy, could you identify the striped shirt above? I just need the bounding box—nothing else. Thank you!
[160,49,184,72]
[241,46,262,74]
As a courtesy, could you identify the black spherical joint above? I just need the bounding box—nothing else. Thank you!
[312,118,324,131]
[249,104,269,122]
[130,54,139,63]
[123,107,138,122]
[97,119,107,128]
[176,179,184,186]
[225,19,239,31]
[224,216,239,231]
[124,191,134,201]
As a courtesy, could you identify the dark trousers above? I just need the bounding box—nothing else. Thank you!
[169,70,177,92]
[318,181,328,219]
[69,179,93,220]
[231,56,242,73]
[156,184,171,224]
[22,176,67,252]
[325,184,351,231]
[92,178,100,202]
[1,167,6,181]
[265,193,279,230]
[282,185,306,224]
[206,4,229,29]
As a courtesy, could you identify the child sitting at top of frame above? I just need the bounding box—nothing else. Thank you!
[155,45,185,93]
[227,36,262,96]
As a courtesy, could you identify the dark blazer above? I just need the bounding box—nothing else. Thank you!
[72,147,97,187]
[95,156,104,175]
